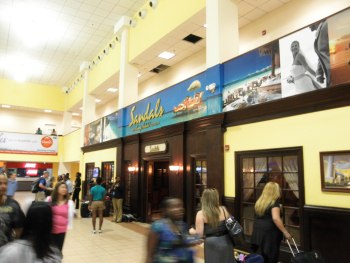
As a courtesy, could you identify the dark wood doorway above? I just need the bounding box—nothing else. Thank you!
[144,160,170,222]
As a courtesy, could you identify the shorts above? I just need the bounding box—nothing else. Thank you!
[91,201,105,211]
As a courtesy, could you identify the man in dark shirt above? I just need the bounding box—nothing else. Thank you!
[35,171,52,201]
[0,173,25,247]
[111,176,124,223]
[72,172,82,209]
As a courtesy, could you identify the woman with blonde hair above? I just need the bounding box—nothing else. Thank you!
[189,188,234,263]
[251,182,292,263]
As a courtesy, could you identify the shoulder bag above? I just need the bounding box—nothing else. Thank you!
[222,207,243,237]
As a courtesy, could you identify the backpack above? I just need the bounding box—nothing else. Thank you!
[31,178,41,193]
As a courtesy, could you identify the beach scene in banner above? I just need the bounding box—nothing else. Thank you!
[102,111,120,142]
[222,41,281,112]
[123,70,221,137]
[328,8,350,86]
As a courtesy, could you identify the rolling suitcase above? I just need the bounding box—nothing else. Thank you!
[80,201,91,218]
[287,238,325,263]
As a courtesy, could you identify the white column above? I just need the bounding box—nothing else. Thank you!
[80,61,96,146]
[206,0,239,68]
[115,16,138,109]
[61,111,72,135]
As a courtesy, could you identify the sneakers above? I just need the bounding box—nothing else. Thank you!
[98,230,102,234]
[92,230,96,234]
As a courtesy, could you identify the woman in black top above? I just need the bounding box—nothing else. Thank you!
[72,172,81,209]
[251,182,292,263]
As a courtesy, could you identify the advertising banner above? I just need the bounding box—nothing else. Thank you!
[0,132,58,155]
[123,67,221,137]
[223,41,282,112]
[84,119,102,146]
[102,111,121,142]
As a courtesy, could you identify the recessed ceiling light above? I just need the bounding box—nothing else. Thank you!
[1,105,11,108]
[203,24,207,28]
[107,87,118,92]
[138,73,142,78]
[158,51,175,60]
[79,107,83,111]
[72,112,80,116]
[95,99,101,103]
[44,109,52,113]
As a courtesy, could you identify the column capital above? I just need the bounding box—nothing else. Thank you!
[114,16,132,37]
[79,61,90,73]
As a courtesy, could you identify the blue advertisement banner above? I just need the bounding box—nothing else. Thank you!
[223,41,282,112]
[102,111,120,142]
[122,66,221,137]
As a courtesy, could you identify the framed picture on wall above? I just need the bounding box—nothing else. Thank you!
[320,151,350,192]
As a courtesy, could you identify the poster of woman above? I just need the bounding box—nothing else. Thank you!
[279,26,327,98]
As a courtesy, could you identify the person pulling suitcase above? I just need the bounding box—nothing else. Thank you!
[287,237,326,263]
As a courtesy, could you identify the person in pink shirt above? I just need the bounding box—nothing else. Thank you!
[48,182,75,253]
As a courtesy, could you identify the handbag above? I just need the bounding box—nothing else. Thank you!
[222,207,243,237]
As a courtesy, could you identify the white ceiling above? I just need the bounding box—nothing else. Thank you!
[0,0,291,114]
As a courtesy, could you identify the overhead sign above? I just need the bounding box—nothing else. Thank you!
[0,132,58,155]
[145,143,167,154]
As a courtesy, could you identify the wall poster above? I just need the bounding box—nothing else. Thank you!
[223,40,282,112]
[84,119,102,146]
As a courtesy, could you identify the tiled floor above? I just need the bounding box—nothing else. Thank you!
[14,191,204,263]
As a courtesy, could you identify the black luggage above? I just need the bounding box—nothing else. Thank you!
[287,238,325,263]
[80,202,90,218]
[103,199,111,217]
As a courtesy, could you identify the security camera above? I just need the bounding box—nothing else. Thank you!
[149,0,158,9]
[138,9,147,19]
[109,42,116,49]
[129,19,137,28]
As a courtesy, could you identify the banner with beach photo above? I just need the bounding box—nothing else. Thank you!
[328,8,350,86]
[122,66,222,137]
[102,111,121,142]
[222,40,282,112]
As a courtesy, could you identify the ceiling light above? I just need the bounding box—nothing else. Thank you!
[0,53,45,83]
[72,113,80,116]
[2,2,67,48]
[1,105,11,108]
[107,87,118,92]
[203,24,207,28]
[79,107,83,111]
[95,99,101,103]
[138,73,142,78]
[44,109,52,113]
[158,51,175,60]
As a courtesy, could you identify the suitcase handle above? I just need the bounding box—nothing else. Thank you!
[286,237,300,257]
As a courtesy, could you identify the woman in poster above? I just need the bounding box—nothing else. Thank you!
[287,40,322,94]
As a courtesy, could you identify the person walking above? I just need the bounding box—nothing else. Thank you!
[111,176,124,223]
[72,172,82,209]
[146,197,200,263]
[189,188,234,263]
[251,182,292,263]
[0,202,62,263]
[64,173,73,197]
[0,173,25,248]
[88,177,106,234]
[6,172,17,198]
[36,171,53,202]
[48,182,75,253]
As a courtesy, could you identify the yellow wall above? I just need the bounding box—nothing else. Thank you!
[82,147,117,179]
[129,0,205,60]
[65,81,83,111]
[88,46,121,93]
[61,129,82,162]
[224,106,350,209]
[0,78,65,111]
